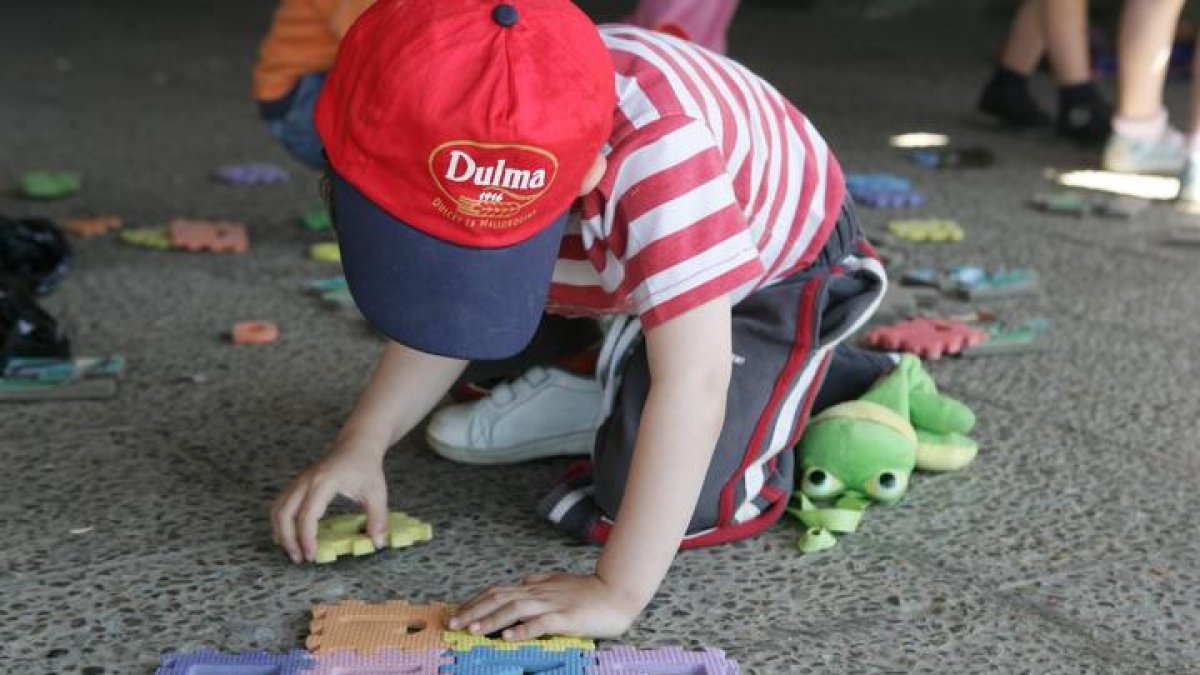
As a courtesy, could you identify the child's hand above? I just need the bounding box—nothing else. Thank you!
[270,439,388,564]
[448,572,640,640]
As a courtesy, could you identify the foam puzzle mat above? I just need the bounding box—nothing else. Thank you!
[157,599,742,674]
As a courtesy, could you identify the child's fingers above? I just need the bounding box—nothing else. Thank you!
[504,613,564,642]
[450,586,522,630]
[272,487,306,564]
[472,598,552,638]
[360,489,389,548]
[296,483,336,562]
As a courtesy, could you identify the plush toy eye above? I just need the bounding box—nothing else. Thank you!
[801,466,844,498]
[865,470,909,503]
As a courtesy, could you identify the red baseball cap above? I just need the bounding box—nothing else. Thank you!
[316,0,614,359]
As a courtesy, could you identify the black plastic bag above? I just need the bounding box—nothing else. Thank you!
[0,215,72,295]
[0,273,70,368]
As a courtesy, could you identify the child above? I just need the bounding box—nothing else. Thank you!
[977,0,1111,143]
[253,0,739,169]
[271,0,890,639]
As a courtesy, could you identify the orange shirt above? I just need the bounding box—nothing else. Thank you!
[253,0,374,102]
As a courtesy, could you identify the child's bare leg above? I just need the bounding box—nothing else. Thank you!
[1116,0,1185,120]
[979,0,1053,127]
[1103,0,1187,172]
[629,0,740,54]
[1043,0,1112,143]
[1001,0,1048,74]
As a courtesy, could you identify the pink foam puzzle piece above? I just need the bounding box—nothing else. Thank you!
[309,647,449,674]
[863,318,988,360]
[594,646,741,674]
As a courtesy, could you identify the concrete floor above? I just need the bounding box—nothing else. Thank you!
[1,1,1198,673]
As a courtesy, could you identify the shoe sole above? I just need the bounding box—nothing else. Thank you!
[427,429,596,466]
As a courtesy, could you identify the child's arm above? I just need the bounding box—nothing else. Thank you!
[450,295,733,639]
[271,340,466,563]
[254,0,342,105]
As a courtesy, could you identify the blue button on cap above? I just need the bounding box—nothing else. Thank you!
[493,4,518,27]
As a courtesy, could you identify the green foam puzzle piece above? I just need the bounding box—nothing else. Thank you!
[300,208,333,232]
[19,170,81,200]
[313,512,432,564]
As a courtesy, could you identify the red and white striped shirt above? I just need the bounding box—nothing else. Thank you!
[547,25,846,329]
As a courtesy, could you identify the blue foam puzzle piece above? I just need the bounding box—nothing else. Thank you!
[440,646,594,674]
[846,173,912,192]
[155,649,315,674]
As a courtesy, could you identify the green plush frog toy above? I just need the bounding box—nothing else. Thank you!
[790,354,978,552]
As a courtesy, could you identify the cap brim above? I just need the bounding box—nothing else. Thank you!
[332,174,567,360]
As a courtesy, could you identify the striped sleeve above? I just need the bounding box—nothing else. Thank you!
[609,116,765,329]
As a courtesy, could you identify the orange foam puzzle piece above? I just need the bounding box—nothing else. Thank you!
[64,216,122,237]
[168,218,249,253]
[231,321,279,345]
[306,600,450,655]
[863,318,988,360]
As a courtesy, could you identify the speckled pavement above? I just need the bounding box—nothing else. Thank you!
[1,1,1197,673]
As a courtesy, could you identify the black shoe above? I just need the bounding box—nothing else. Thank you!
[1056,90,1113,145]
[977,74,1052,128]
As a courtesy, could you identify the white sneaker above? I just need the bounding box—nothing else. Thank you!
[1176,157,1200,214]
[1103,128,1186,174]
[426,366,602,465]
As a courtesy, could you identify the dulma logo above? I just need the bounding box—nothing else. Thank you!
[428,141,558,226]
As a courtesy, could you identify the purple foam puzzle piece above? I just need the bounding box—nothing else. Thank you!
[440,646,593,674]
[311,648,449,674]
[214,163,292,185]
[850,188,926,208]
[155,649,314,674]
[594,646,741,674]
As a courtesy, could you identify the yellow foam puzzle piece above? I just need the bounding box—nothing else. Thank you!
[310,242,342,263]
[120,227,172,250]
[314,512,432,564]
[441,630,595,652]
[887,219,964,242]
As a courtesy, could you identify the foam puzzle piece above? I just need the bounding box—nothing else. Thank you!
[594,646,741,674]
[231,321,280,345]
[0,355,125,401]
[441,631,595,653]
[310,242,342,263]
[155,649,314,675]
[314,512,433,564]
[169,218,250,254]
[851,187,926,209]
[19,170,81,200]
[0,376,117,401]
[64,216,122,237]
[310,648,450,675]
[4,355,126,382]
[214,162,291,186]
[846,173,926,208]
[952,268,1039,300]
[863,318,988,360]
[120,227,172,250]
[908,147,993,169]
[308,276,348,294]
[441,646,594,675]
[1030,191,1087,216]
[307,600,449,655]
[887,218,963,242]
[846,173,912,192]
[960,319,1050,357]
[301,208,333,232]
